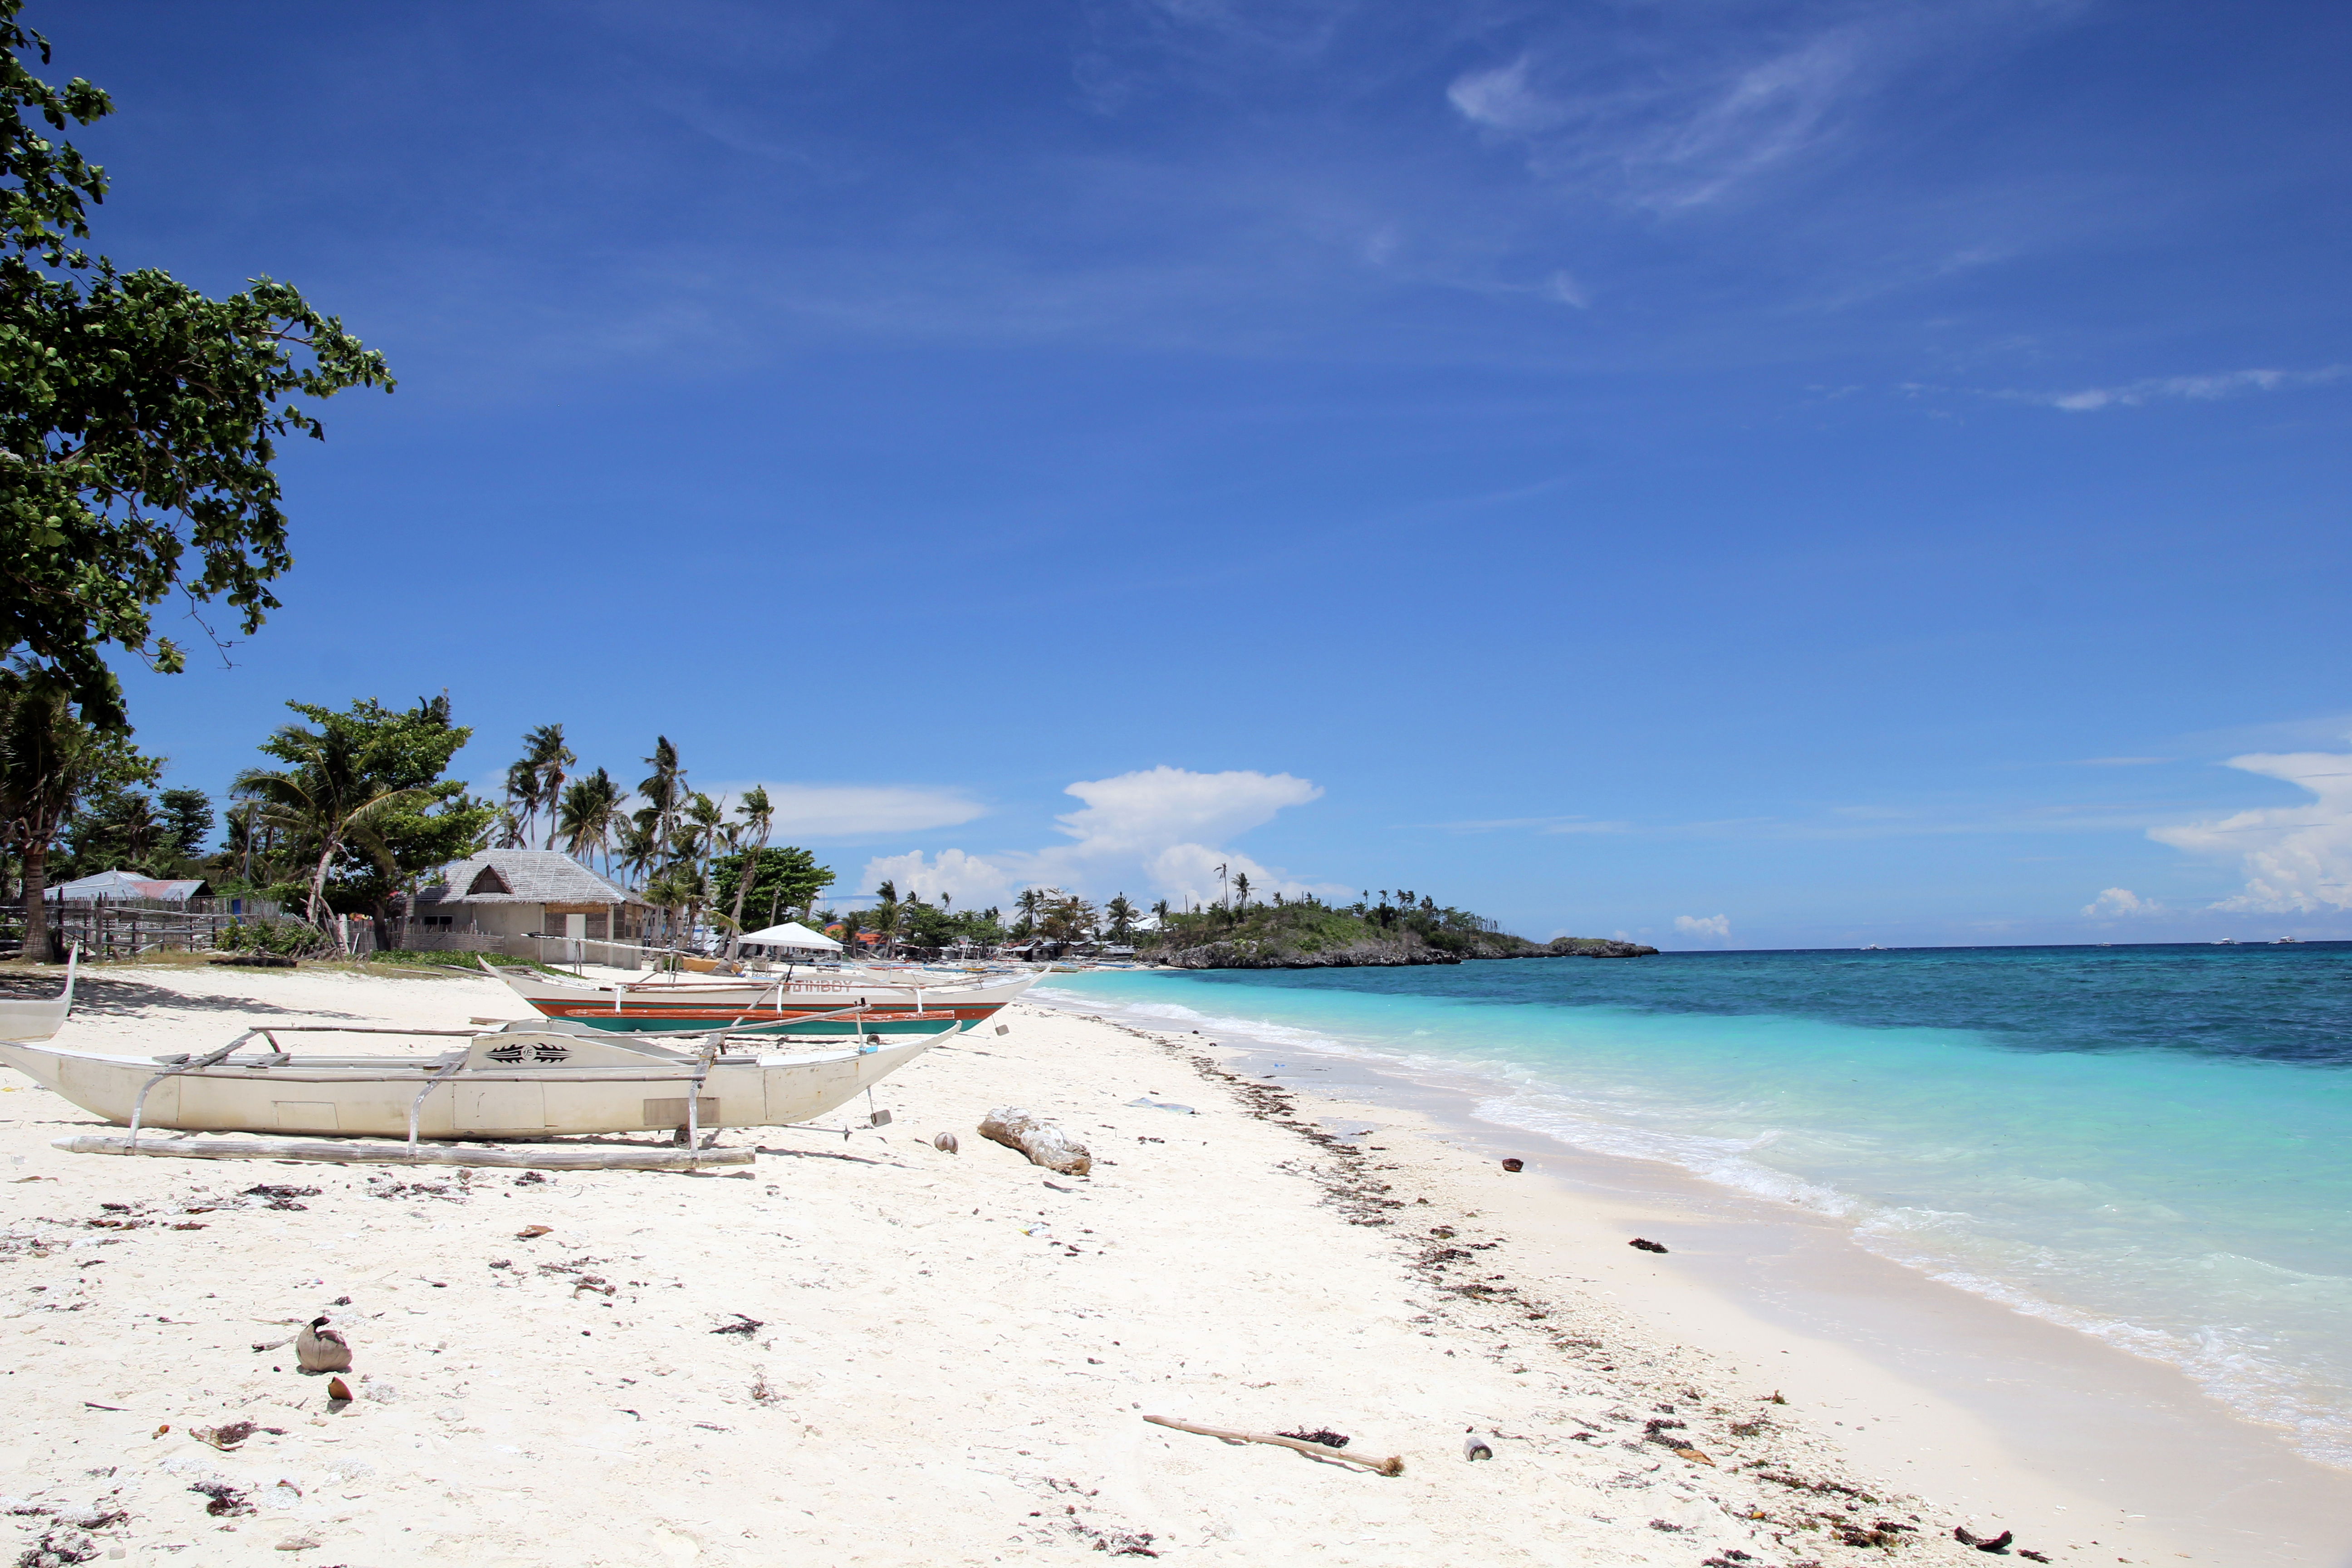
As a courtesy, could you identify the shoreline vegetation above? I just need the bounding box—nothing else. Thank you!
[1138,892,1657,969]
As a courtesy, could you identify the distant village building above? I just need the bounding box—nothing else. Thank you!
[408,850,649,944]
[45,869,210,902]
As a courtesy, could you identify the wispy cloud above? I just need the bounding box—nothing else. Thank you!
[1446,28,1871,211]
[1438,4,2081,215]
[1416,814,1629,835]
[2005,364,2350,412]
[1673,912,1732,941]
[2149,746,2352,912]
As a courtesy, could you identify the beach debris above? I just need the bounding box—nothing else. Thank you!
[190,1480,254,1516]
[17,1523,102,1565]
[868,1108,893,1127]
[326,1376,353,1404]
[1628,1237,1669,1253]
[191,1420,258,1451]
[296,1317,352,1374]
[512,1171,548,1186]
[1500,1158,1524,1173]
[2017,1552,2050,1563]
[995,1024,1011,1035]
[1126,1098,1196,1114]
[515,1225,552,1239]
[1462,1435,1494,1462]
[243,1184,319,1210]
[1954,1525,2014,1552]
[932,1132,960,1154]
[710,1313,764,1337]
[1646,1519,1685,1532]
[1143,1415,1402,1475]
[1277,1428,1350,1449]
[1671,1446,1715,1466]
[980,1107,1093,1176]
[1836,1521,1914,1548]
[273,1536,321,1552]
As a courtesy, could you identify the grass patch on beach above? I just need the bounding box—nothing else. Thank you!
[359,949,572,977]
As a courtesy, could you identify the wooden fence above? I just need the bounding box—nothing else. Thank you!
[1,895,288,960]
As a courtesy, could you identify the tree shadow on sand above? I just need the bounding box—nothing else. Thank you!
[22,975,373,1021]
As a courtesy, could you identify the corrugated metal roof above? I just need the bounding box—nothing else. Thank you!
[45,869,209,902]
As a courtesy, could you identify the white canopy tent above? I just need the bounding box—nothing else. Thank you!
[734,920,844,953]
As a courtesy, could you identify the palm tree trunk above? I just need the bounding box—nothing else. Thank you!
[19,838,53,963]
[308,838,342,952]
[724,831,768,960]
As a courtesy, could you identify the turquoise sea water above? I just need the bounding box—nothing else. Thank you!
[1040,944,2352,1464]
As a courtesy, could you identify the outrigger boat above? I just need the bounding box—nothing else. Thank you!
[485,961,1037,1030]
[0,1014,946,1148]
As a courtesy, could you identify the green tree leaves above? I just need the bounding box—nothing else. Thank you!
[0,4,391,728]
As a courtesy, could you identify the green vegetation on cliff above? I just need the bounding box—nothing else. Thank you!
[1138,890,1654,969]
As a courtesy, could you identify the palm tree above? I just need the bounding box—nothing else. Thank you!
[1104,893,1137,943]
[637,737,685,856]
[233,723,429,951]
[675,792,725,950]
[722,785,773,958]
[497,761,536,848]
[871,878,901,956]
[1151,898,1170,928]
[519,723,575,851]
[556,767,622,873]
[640,864,700,956]
[1233,872,1251,913]
[616,816,660,889]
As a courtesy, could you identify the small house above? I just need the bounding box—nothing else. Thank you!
[409,850,649,945]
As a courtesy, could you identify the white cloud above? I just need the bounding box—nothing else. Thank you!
[855,848,1011,909]
[2020,364,2349,412]
[859,766,1334,910]
[1544,270,1591,309]
[1049,765,1321,855]
[1673,913,1732,941]
[715,783,986,838]
[2149,748,2352,912]
[2081,887,2162,918]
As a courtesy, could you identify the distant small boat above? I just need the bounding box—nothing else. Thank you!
[1860,944,1887,951]
[2215,938,2239,945]
[2274,936,2301,944]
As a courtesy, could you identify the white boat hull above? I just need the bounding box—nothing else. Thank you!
[0,1026,937,1140]
[493,965,1039,1013]
[0,949,77,1044]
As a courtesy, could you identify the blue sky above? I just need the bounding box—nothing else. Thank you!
[48,0,2352,947]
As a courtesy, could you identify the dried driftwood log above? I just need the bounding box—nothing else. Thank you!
[978,1107,1091,1175]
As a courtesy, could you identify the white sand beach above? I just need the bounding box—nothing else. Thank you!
[0,962,2324,1566]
